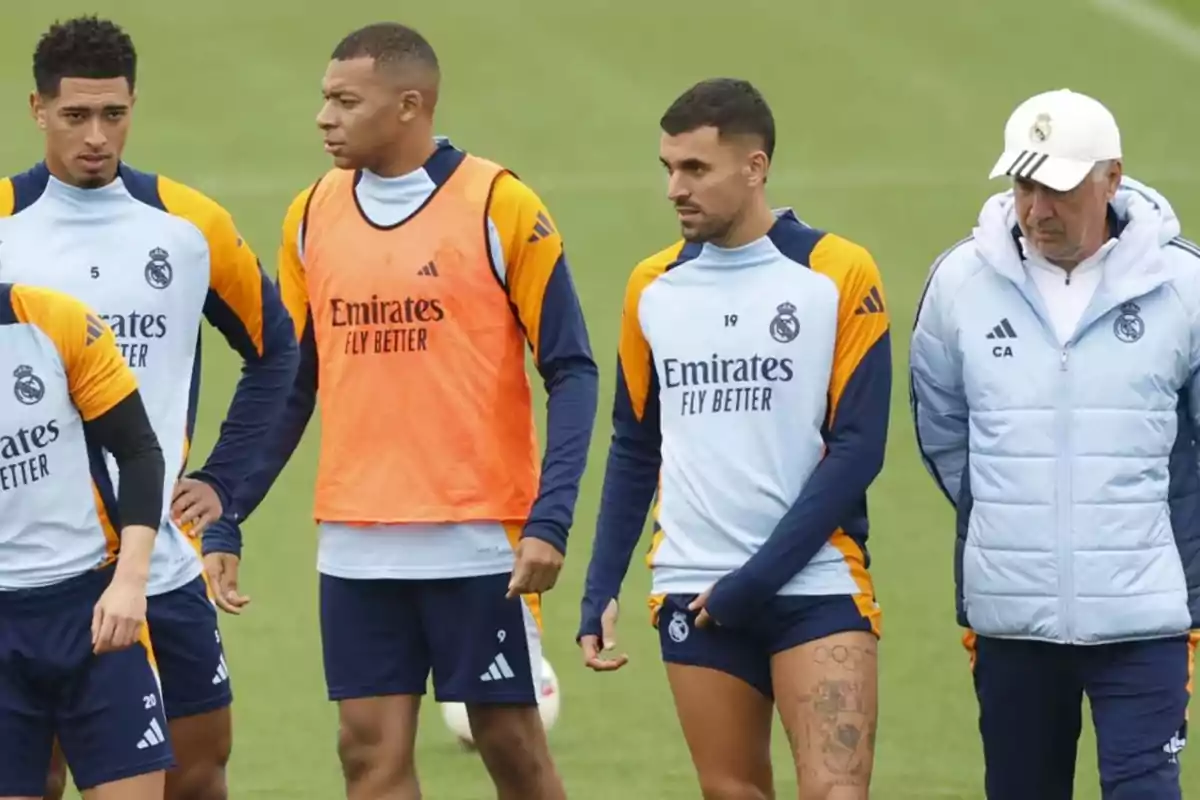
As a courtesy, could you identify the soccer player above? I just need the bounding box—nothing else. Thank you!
[0,282,168,800]
[0,16,299,800]
[910,88,1200,799]
[578,78,891,799]
[201,22,598,800]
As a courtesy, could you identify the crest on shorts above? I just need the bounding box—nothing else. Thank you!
[13,365,45,405]
[144,247,173,290]
[667,611,690,643]
[1113,301,1144,343]
[769,301,800,344]
[1030,112,1052,143]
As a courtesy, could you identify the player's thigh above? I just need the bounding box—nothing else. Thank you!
[970,633,1082,800]
[1084,635,1190,797]
[43,740,67,800]
[144,578,232,732]
[80,770,165,800]
[319,574,430,703]
[659,595,774,799]
[766,595,880,797]
[57,627,173,795]
[336,694,422,784]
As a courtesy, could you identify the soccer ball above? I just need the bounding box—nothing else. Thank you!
[440,656,560,747]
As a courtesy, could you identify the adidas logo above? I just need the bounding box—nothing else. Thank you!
[986,319,1018,340]
[136,718,166,750]
[416,261,438,277]
[479,653,516,682]
[212,654,230,685]
[84,313,105,346]
[853,286,885,315]
[527,211,556,243]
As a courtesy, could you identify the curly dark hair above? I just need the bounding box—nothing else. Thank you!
[33,16,137,97]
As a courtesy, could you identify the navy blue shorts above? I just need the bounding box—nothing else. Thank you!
[320,572,542,704]
[0,568,173,795]
[146,575,232,719]
[657,592,878,699]
[970,633,1192,800]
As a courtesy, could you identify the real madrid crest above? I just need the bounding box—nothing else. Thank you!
[1029,112,1052,144]
[13,364,45,405]
[769,301,800,344]
[1113,301,1144,343]
[145,246,173,290]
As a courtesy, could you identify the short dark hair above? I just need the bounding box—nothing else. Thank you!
[331,22,439,73]
[660,78,775,160]
[33,16,137,97]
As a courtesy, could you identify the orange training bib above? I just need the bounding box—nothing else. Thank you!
[302,156,540,525]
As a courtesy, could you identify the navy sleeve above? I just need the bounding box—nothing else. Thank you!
[577,355,662,641]
[202,311,317,557]
[191,270,299,508]
[84,390,166,531]
[521,255,601,554]
[705,333,893,628]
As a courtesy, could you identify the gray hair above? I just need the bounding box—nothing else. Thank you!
[1090,159,1119,182]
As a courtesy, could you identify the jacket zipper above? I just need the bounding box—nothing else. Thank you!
[1057,344,1074,643]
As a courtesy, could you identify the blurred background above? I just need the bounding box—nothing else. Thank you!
[2,0,1198,796]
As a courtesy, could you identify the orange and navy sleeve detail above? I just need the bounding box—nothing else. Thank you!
[156,176,299,512]
[9,284,137,420]
[203,184,320,557]
[277,185,316,342]
[6,284,165,534]
[577,243,684,642]
[705,227,893,629]
[488,172,598,554]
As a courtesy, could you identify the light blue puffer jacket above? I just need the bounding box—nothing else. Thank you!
[910,178,1200,645]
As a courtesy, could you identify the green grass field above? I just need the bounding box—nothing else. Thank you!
[3,0,1199,796]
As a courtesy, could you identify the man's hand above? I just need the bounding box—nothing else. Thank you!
[204,552,251,615]
[171,478,223,536]
[688,586,716,629]
[580,598,628,672]
[92,575,147,654]
[506,537,564,598]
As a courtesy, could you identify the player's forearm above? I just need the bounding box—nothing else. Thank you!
[708,337,891,625]
[82,391,166,531]
[202,335,317,556]
[579,431,661,639]
[578,370,662,639]
[195,295,300,500]
[525,359,600,552]
[113,524,156,587]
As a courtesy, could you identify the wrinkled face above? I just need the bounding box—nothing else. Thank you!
[659,126,767,244]
[32,77,133,188]
[1014,162,1121,265]
[316,57,422,171]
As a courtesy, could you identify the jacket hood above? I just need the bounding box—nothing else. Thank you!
[972,176,1181,285]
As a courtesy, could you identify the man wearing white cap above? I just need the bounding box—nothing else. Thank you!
[910,87,1200,798]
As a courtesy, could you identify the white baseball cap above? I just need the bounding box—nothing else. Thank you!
[988,89,1122,192]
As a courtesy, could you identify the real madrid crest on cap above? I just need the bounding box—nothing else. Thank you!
[1029,112,1052,144]
[13,364,45,405]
